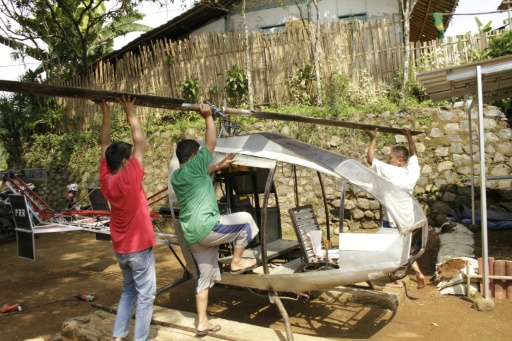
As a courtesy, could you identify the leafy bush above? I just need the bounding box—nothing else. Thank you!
[178,76,200,103]
[27,132,98,171]
[173,76,202,123]
[486,31,512,58]
[286,64,315,105]
[225,65,248,107]
[387,69,428,108]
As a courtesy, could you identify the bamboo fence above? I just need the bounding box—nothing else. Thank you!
[58,13,504,132]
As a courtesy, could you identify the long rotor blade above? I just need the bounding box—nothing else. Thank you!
[0,79,185,109]
[180,104,424,135]
[222,107,423,135]
[0,79,422,135]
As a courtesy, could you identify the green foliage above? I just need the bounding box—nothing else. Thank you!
[468,30,512,62]
[486,31,512,58]
[475,17,493,34]
[178,76,200,103]
[323,72,398,118]
[387,69,428,108]
[416,113,432,126]
[0,0,151,80]
[224,65,248,107]
[27,131,98,171]
[26,102,141,170]
[208,85,218,99]
[0,72,66,168]
[173,76,202,123]
[475,31,512,118]
[286,64,315,105]
[468,47,490,62]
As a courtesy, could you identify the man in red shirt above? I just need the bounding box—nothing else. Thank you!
[97,96,157,341]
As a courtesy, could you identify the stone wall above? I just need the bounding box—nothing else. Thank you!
[24,105,512,233]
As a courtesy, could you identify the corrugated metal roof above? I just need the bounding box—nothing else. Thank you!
[498,1,512,11]
[102,0,239,63]
[417,55,512,103]
[410,0,459,42]
[102,0,458,62]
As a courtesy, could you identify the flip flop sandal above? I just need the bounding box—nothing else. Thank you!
[196,324,221,336]
[230,263,257,275]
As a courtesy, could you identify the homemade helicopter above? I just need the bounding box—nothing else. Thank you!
[0,80,427,340]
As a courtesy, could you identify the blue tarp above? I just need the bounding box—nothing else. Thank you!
[452,205,512,230]
[462,218,512,230]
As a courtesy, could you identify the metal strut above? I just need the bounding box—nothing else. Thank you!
[268,291,294,341]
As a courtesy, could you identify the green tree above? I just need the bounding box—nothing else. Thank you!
[486,31,512,58]
[0,0,159,81]
[0,71,67,168]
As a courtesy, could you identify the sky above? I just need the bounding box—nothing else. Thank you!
[0,0,509,82]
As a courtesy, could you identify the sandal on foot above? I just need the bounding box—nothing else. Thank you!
[230,264,257,275]
[196,324,221,336]
[230,258,257,275]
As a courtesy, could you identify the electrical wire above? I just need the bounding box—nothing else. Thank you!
[0,295,83,318]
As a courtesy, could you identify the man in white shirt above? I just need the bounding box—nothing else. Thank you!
[365,127,426,289]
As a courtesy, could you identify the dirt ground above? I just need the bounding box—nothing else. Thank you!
[1,226,512,341]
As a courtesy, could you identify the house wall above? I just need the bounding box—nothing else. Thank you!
[191,0,400,36]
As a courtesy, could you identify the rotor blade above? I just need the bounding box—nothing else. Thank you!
[0,79,185,109]
[220,107,424,135]
[0,79,422,135]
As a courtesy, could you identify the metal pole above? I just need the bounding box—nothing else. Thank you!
[317,171,330,240]
[339,180,347,234]
[269,292,294,341]
[465,96,476,224]
[261,166,277,274]
[508,4,511,32]
[476,65,490,299]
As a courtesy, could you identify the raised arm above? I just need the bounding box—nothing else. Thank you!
[364,128,378,165]
[96,100,110,158]
[117,95,146,165]
[403,127,417,157]
[199,103,216,154]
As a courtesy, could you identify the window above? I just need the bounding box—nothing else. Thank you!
[339,13,367,22]
[261,24,286,34]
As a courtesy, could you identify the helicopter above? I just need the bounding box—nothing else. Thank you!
[0,80,427,340]
[164,105,427,340]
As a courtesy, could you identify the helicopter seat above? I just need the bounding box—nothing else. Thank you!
[289,204,338,267]
[306,230,339,260]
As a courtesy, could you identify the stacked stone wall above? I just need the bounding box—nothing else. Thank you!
[22,105,512,233]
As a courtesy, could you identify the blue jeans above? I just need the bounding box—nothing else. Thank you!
[113,247,156,341]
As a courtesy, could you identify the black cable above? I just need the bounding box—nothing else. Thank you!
[0,295,84,317]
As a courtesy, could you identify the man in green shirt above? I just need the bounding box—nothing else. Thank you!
[171,103,259,336]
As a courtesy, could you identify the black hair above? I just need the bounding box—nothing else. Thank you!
[392,145,409,162]
[176,139,200,164]
[105,142,132,172]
